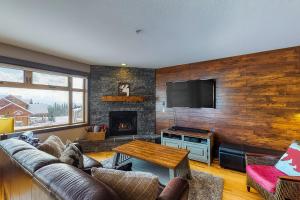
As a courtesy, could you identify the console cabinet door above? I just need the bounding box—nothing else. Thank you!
[162,138,182,148]
[183,143,208,162]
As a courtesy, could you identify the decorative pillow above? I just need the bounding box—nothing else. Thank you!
[91,167,159,200]
[275,141,300,176]
[59,142,83,169]
[37,135,65,158]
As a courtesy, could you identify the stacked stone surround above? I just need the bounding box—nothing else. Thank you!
[89,65,156,136]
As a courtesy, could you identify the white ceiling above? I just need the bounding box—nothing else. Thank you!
[0,0,300,69]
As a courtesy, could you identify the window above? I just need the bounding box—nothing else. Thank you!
[32,72,68,87]
[72,92,83,123]
[0,66,24,83]
[72,77,84,89]
[0,64,87,131]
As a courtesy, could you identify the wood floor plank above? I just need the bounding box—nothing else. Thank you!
[86,152,262,200]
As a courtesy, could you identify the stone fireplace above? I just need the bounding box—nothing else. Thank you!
[89,66,156,136]
[80,66,159,152]
[109,111,137,136]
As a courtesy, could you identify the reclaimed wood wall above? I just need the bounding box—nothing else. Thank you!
[156,46,300,151]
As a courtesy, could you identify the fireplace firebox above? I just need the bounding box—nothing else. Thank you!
[109,111,137,136]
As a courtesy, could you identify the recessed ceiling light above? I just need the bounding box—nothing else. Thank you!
[121,63,127,66]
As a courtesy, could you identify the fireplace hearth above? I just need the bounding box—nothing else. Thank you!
[109,111,137,136]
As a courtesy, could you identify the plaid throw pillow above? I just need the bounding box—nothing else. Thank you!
[275,141,300,176]
[59,142,83,169]
[91,167,159,200]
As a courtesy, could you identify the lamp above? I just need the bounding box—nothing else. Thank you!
[0,117,15,135]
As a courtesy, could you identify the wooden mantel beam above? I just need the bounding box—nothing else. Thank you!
[101,96,145,102]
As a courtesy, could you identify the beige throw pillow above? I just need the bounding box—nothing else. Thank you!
[37,135,65,158]
[91,167,159,200]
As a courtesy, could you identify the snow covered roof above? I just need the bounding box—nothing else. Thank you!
[0,98,10,108]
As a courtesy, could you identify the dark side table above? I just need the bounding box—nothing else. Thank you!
[219,143,284,172]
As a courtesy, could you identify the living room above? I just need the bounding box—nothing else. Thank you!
[0,1,300,200]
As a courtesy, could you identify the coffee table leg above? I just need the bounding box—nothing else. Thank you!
[170,156,191,179]
[186,157,192,179]
[169,169,175,179]
[112,152,120,168]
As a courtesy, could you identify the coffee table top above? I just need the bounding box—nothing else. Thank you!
[113,140,189,169]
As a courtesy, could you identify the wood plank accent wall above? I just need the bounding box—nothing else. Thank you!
[156,46,300,151]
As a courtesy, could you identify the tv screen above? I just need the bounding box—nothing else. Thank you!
[166,81,190,108]
[166,79,215,108]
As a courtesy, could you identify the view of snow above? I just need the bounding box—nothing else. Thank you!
[0,90,83,130]
[16,116,69,130]
[0,66,85,130]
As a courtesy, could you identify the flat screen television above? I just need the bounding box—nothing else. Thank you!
[166,79,216,108]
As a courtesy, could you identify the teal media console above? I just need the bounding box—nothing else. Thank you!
[161,128,214,165]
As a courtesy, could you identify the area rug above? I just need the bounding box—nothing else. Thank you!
[100,158,224,200]
[188,170,223,200]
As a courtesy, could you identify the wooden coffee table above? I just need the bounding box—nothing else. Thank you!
[112,140,191,179]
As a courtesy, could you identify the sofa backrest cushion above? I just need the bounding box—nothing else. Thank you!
[35,163,121,200]
[13,149,60,173]
[0,138,36,155]
[275,141,300,176]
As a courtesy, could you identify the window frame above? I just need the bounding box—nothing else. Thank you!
[0,63,88,131]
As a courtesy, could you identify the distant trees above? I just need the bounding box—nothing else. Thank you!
[47,103,68,122]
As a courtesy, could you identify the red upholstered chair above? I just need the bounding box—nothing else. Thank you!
[246,153,300,200]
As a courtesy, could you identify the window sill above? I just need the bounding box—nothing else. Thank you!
[9,123,87,138]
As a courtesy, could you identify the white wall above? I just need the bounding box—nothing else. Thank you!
[0,42,90,72]
[37,127,87,143]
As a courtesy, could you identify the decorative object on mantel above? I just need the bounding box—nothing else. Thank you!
[101,95,145,102]
[118,82,130,96]
[84,124,108,141]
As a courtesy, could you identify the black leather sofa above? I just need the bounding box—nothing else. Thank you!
[0,138,189,200]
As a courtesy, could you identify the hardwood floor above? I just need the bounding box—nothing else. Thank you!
[86,152,262,200]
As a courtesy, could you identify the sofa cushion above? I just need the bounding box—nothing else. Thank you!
[38,135,65,158]
[59,142,83,169]
[0,138,36,155]
[13,149,60,173]
[275,141,300,176]
[91,167,159,200]
[35,163,121,200]
[246,165,286,193]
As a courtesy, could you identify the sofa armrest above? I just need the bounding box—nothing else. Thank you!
[279,176,300,182]
[245,153,280,166]
[157,177,189,200]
